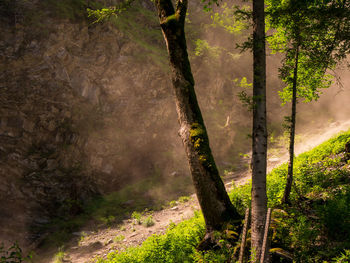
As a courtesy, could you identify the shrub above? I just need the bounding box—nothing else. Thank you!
[131,211,142,225]
[143,216,155,227]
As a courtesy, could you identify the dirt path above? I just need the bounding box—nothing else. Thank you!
[45,121,350,263]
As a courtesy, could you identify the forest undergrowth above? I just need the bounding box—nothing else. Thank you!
[96,130,350,263]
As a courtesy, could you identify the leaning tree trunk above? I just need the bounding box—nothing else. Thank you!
[251,0,267,261]
[282,45,299,205]
[154,0,241,235]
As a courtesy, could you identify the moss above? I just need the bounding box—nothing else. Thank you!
[189,122,217,171]
[165,13,179,23]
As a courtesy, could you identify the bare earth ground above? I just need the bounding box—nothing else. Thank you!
[42,120,350,263]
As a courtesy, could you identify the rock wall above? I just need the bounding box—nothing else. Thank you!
[0,0,187,247]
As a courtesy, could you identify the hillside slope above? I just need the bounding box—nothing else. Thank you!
[25,127,350,262]
[92,129,350,263]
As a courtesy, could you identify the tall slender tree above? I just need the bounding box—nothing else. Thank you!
[266,0,350,204]
[282,43,299,204]
[251,0,268,260]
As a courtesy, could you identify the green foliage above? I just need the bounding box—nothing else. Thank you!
[95,130,350,262]
[0,242,33,263]
[236,77,254,111]
[267,0,338,104]
[132,211,143,225]
[168,200,178,208]
[210,3,249,34]
[332,250,350,263]
[87,0,134,23]
[194,39,222,60]
[53,247,65,263]
[231,129,350,261]
[178,196,191,203]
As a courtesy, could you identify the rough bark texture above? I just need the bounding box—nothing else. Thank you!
[282,45,299,205]
[251,0,267,261]
[154,0,240,234]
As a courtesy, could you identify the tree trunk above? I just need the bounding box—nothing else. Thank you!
[282,45,299,205]
[251,0,267,261]
[154,0,241,235]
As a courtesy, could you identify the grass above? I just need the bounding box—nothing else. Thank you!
[95,211,205,263]
[113,235,125,243]
[53,247,65,263]
[95,129,350,262]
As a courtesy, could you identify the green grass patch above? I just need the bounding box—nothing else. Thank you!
[95,211,205,263]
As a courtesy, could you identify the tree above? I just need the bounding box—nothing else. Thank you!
[153,0,241,243]
[267,0,350,204]
[88,0,243,249]
[251,0,268,260]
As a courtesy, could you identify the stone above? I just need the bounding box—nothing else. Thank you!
[46,159,58,170]
[47,120,57,132]
[102,164,113,174]
[23,119,35,133]
[33,217,50,224]
[88,241,103,250]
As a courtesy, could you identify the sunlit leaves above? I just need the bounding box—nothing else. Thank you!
[210,3,250,34]
[194,39,222,58]
[266,0,341,104]
[87,0,134,23]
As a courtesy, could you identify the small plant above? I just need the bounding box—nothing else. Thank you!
[113,235,125,243]
[78,231,89,246]
[332,250,350,262]
[142,216,155,227]
[168,200,177,207]
[178,196,190,203]
[131,211,142,225]
[53,247,65,263]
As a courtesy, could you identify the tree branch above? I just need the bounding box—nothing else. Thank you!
[176,0,188,24]
[155,0,176,26]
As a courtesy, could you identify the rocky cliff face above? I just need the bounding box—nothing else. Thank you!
[0,0,187,247]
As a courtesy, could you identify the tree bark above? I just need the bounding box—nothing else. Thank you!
[251,0,267,261]
[154,0,241,235]
[282,45,299,205]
